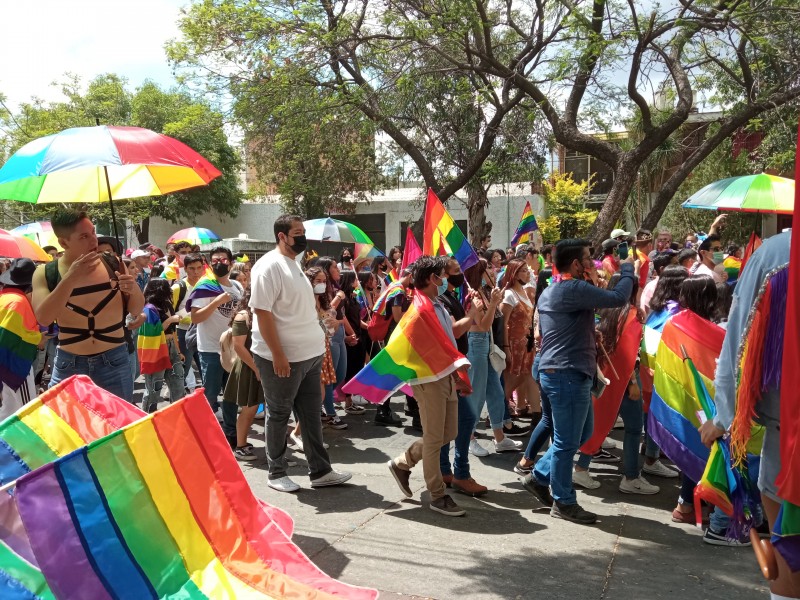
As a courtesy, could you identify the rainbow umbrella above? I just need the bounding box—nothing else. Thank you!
[303,217,373,244]
[0,125,222,240]
[10,221,62,251]
[0,229,52,261]
[682,174,794,214]
[167,227,221,245]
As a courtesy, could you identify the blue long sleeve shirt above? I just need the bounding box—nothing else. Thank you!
[537,263,635,377]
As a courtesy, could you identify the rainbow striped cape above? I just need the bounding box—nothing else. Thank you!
[8,387,377,600]
[639,301,680,407]
[509,201,540,246]
[184,274,223,312]
[343,291,470,404]
[423,189,479,272]
[372,281,407,317]
[137,304,173,375]
[0,289,42,393]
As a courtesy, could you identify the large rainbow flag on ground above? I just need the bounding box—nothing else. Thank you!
[509,201,541,247]
[137,304,173,375]
[0,289,41,393]
[184,274,223,312]
[423,189,479,271]
[343,291,470,404]
[5,384,377,600]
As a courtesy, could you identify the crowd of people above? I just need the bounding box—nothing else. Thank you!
[0,209,793,586]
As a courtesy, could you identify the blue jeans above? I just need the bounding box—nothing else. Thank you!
[324,327,347,416]
[49,344,133,402]
[128,328,139,385]
[465,332,507,430]
[524,380,552,460]
[199,351,236,438]
[533,369,594,505]
[440,393,476,480]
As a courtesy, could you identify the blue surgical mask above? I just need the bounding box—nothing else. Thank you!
[437,277,448,296]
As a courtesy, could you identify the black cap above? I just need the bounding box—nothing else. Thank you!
[601,238,619,252]
[0,258,36,288]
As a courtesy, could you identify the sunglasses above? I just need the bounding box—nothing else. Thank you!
[211,258,230,264]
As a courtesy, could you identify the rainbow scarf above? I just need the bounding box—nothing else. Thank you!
[509,201,540,246]
[160,261,182,281]
[0,289,41,393]
[137,304,173,375]
[343,291,470,404]
[372,281,407,317]
[723,255,742,285]
[423,189,479,272]
[184,274,223,312]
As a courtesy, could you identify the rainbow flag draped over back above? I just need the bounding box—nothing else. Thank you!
[639,301,680,409]
[184,274,223,312]
[509,201,540,247]
[372,281,407,317]
[723,255,742,285]
[137,304,173,375]
[648,309,725,483]
[343,291,470,404]
[423,189,479,272]
[11,389,378,600]
[0,289,42,393]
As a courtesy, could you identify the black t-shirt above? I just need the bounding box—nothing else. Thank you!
[438,290,469,355]
[385,289,411,342]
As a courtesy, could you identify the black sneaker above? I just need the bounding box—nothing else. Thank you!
[702,527,751,547]
[513,461,532,476]
[550,501,597,525]
[521,475,554,507]
[503,423,532,437]
[375,410,403,426]
[234,444,257,461]
[429,495,466,517]
[388,460,413,497]
[592,448,621,463]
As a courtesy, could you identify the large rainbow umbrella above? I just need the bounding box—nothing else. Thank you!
[0,125,222,240]
[682,174,794,213]
[167,227,222,245]
[10,221,62,251]
[302,218,373,245]
[0,229,52,262]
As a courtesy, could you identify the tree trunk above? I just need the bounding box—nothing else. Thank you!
[135,217,150,245]
[586,161,639,247]
[466,181,490,247]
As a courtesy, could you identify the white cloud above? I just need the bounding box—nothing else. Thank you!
[0,0,185,108]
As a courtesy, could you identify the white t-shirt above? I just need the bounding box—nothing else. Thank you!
[693,262,727,283]
[502,289,533,309]
[249,249,325,362]
[192,280,243,352]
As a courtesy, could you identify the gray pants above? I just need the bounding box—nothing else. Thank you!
[254,354,332,480]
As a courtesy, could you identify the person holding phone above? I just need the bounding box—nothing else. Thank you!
[601,239,620,275]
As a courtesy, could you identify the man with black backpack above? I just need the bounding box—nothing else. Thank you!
[172,253,205,392]
[31,209,144,402]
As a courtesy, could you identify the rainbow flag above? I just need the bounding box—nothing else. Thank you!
[12,389,377,600]
[723,255,742,284]
[639,301,680,408]
[0,289,42,393]
[387,268,399,283]
[648,309,725,483]
[343,291,470,404]
[509,201,540,247]
[160,261,183,281]
[372,281,407,317]
[636,248,650,289]
[354,243,383,265]
[423,189,479,271]
[184,274,223,312]
[137,304,173,375]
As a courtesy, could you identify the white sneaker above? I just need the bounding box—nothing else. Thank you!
[310,470,353,487]
[469,439,490,457]
[601,437,615,450]
[494,437,523,453]
[268,476,300,493]
[619,475,660,495]
[613,417,624,429]
[352,395,369,406]
[573,469,600,489]
[642,459,679,478]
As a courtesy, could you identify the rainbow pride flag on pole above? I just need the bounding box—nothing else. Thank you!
[401,227,422,272]
[184,274,223,312]
[509,201,540,247]
[423,189,479,271]
[137,305,173,375]
[343,291,470,404]
[10,389,378,600]
[0,289,41,393]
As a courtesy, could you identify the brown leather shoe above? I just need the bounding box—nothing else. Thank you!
[441,474,453,487]
[452,477,488,497]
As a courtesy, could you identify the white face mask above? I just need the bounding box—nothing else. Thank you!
[313,283,327,295]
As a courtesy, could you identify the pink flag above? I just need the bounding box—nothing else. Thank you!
[401,227,422,271]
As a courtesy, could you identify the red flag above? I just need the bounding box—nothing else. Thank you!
[401,227,422,272]
[740,231,762,274]
[775,121,800,506]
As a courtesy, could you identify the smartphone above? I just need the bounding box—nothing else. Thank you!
[617,242,629,260]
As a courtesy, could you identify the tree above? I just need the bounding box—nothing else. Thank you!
[538,172,597,242]
[168,0,548,245]
[0,75,243,243]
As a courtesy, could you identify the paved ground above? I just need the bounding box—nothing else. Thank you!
[226,399,769,600]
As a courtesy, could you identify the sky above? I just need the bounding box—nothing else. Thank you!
[0,0,185,108]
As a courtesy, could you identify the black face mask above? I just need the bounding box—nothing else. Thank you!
[212,262,230,278]
[285,234,307,254]
[448,273,465,288]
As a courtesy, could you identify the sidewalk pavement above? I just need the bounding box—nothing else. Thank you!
[237,402,768,600]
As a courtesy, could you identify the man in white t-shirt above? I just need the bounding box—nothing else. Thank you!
[190,246,243,447]
[250,215,352,493]
[693,235,728,283]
